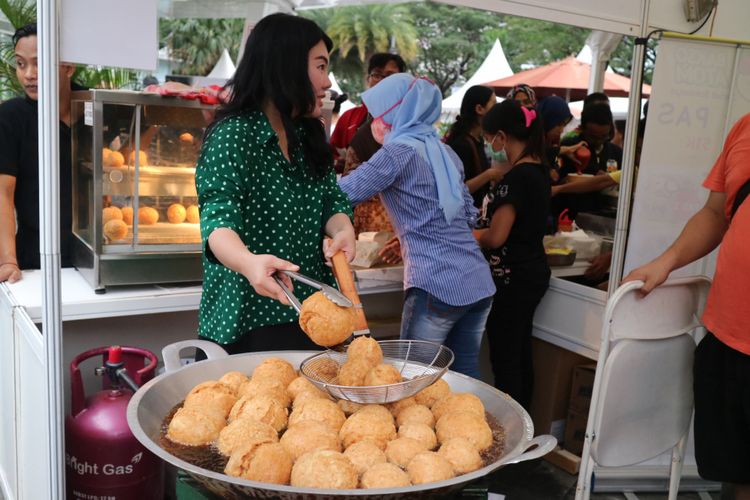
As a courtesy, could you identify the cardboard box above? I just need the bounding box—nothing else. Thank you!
[569,364,596,413]
[529,338,591,441]
[563,408,589,456]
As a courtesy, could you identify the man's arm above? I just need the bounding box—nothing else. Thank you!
[623,191,728,293]
[0,174,21,283]
[551,174,617,196]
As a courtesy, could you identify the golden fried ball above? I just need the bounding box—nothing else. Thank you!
[108,150,125,167]
[398,423,437,450]
[438,437,483,474]
[299,291,355,347]
[252,357,297,388]
[179,132,194,143]
[291,450,358,489]
[414,378,451,408]
[343,441,386,476]
[432,393,485,422]
[102,147,112,165]
[360,462,411,489]
[407,451,456,485]
[121,206,134,225]
[339,406,396,450]
[102,206,123,224]
[292,389,330,410]
[346,336,383,367]
[216,417,278,457]
[289,398,346,432]
[364,364,403,386]
[435,411,493,451]
[166,407,224,446]
[280,420,341,461]
[387,397,416,418]
[183,381,237,421]
[185,204,200,224]
[228,394,288,432]
[357,404,394,422]
[218,371,250,397]
[385,437,426,468]
[287,376,318,399]
[337,358,370,387]
[397,404,435,429]
[129,150,148,166]
[338,399,365,416]
[103,219,128,241]
[167,203,186,224]
[225,441,292,485]
[137,206,159,225]
[239,377,291,408]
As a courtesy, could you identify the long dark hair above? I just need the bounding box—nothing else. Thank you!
[445,85,495,142]
[482,99,545,163]
[215,13,333,177]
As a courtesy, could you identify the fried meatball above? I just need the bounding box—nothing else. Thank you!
[289,398,346,432]
[299,291,356,347]
[291,450,358,489]
[287,376,319,399]
[387,396,417,417]
[435,411,493,451]
[239,377,291,408]
[407,451,455,485]
[218,371,250,397]
[183,381,237,420]
[360,462,411,489]
[432,393,485,422]
[364,364,403,386]
[137,206,159,225]
[102,206,123,224]
[167,203,186,224]
[103,219,128,241]
[129,149,148,166]
[396,404,435,428]
[337,358,370,387]
[166,407,224,446]
[438,437,483,474]
[292,389,331,410]
[216,417,278,457]
[251,357,297,388]
[186,204,200,224]
[225,441,293,485]
[398,423,437,450]
[121,206,134,225]
[346,336,382,367]
[385,437,425,468]
[280,420,341,461]
[338,399,365,416]
[414,378,451,408]
[343,441,387,476]
[339,406,396,450]
[228,394,288,432]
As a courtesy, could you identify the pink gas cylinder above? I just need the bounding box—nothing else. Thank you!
[66,346,164,500]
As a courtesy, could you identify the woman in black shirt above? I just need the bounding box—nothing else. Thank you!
[444,86,503,207]
[475,99,551,410]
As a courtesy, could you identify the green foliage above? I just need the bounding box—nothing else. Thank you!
[160,18,244,76]
[609,36,659,85]
[0,0,35,99]
[74,66,140,90]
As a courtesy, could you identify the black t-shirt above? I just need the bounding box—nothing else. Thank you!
[481,162,550,271]
[446,134,489,208]
[0,95,75,269]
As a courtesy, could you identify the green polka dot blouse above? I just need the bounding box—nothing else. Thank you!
[195,111,353,344]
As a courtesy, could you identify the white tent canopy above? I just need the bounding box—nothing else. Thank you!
[207,48,236,78]
[441,39,513,114]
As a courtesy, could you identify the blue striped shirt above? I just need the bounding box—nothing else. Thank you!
[339,142,495,306]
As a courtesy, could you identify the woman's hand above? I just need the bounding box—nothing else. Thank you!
[0,262,21,283]
[239,253,299,306]
[324,213,356,263]
[378,236,402,265]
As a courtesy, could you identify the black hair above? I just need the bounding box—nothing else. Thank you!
[482,99,545,163]
[445,85,495,142]
[583,92,609,108]
[215,13,333,178]
[12,23,36,47]
[367,53,406,74]
[581,103,614,127]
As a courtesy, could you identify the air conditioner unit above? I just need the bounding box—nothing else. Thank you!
[684,0,717,22]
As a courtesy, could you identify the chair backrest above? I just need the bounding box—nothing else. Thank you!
[589,276,711,467]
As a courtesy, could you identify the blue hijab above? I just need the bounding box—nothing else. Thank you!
[362,73,464,223]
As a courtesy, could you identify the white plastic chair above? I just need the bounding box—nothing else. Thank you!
[575,276,712,500]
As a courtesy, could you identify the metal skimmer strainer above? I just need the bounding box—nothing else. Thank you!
[299,340,454,404]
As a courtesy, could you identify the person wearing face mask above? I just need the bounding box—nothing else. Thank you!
[0,23,86,283]
[194,13,355,354]
[339,74,495,379]
[444,85,503,208]
[474,99,551,410]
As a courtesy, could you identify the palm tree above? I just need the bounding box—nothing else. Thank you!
[0,0,36,98]
[160,18,244,76]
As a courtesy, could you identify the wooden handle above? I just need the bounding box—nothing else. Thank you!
[331,250,369,332]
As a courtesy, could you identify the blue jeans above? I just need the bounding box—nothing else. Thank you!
[400,288,493,379]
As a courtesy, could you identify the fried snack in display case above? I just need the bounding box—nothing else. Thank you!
[71,90,215,291]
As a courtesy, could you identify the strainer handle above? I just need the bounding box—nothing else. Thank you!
[331,250,370,334]
[499,435,558,465]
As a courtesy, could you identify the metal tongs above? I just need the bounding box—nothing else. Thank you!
[272,270,353,313]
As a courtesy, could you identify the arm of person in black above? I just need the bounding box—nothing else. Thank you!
[0,101,23,282]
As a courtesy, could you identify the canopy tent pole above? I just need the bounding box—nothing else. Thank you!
[607,0,650,296]
[585,31,624,94]
[38,0,66,496]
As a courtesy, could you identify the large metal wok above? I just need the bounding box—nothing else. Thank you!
[127,340,556,499]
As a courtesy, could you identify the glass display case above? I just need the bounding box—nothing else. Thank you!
[71,90,215,291]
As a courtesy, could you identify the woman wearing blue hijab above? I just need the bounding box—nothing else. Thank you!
[339,74,495,378]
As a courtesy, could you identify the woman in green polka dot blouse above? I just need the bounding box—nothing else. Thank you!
[195,14,355,354]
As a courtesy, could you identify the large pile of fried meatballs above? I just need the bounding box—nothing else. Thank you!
[166,337,496,489]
